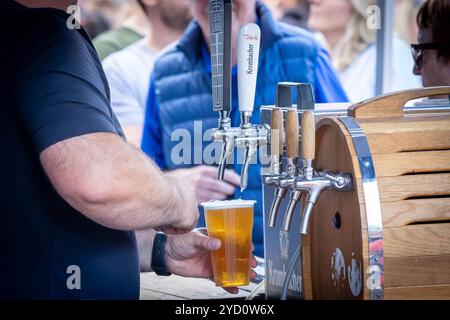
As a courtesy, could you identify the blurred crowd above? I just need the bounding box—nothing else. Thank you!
[76,0,431,137]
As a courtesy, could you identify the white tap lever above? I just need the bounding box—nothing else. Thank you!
[238,23,261,123]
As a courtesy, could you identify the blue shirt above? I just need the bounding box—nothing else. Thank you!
[142,43,348,166]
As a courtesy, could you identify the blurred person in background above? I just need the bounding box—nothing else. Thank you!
[141,0,348,257]
[264,0,310,28]
[395,0,424,44]
[279,0,310,29]
[308,0,421,102]
[81,12,110,39]
[412,0,450,89]
[83,0,130,29]
[93,0,151,60]
[263,0,283,17]
[103,0,192,146]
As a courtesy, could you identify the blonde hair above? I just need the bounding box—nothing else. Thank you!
[395,0,423,43]
[332,0,377,72]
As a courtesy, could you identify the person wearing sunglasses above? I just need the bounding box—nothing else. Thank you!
[412,0,450,87]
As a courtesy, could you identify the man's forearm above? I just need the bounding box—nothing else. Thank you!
[40,133,184,230]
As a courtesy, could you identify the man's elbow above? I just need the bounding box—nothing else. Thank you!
[39,133,136,230]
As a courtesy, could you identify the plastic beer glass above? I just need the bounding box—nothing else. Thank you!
[201,199,255,287]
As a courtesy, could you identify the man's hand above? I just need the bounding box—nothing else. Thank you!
[166,165,241,204]
[165,229,258,294]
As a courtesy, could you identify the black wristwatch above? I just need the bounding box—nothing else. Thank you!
[151,232,172,276]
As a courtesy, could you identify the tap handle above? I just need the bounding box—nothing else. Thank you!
[301,111,315,161]
[237,23,261,114]
[209,0,232,113]
[270,108,283,158]
[285,109,299,159]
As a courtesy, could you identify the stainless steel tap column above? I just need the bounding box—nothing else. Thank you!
[209,0,232,180]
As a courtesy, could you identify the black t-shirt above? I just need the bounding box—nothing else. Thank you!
[0,1,139,299]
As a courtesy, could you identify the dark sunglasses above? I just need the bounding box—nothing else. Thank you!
[411,43,450,69]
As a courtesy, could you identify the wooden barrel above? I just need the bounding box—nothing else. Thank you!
[302,87,450,300]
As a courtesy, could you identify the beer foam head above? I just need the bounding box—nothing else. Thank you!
[201,199,256,210]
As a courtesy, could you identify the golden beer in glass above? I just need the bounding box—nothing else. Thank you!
[201,200,255,287]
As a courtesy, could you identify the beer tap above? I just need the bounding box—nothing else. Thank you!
[209,0,269,191]
[264,108,286,227]
[280,110,302,232]
[236,22,264,192]
[288,111,353,235]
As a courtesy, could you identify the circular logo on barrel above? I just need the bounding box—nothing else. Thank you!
[331,248,346,291]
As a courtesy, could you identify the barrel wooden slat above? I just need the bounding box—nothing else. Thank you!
[349,150,450,179]
[316,118,450,155]
[356,174,450,203]
[384,284,450,300]
[366,131,450,154]
[362,224,450,258]
[358,116,450,134]
[362,150,450,177]
[359,198,450,229]
[384,255,450,287]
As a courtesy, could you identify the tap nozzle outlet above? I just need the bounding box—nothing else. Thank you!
[281,190,303,232]
[268,187,288,228]
[294,178,331,235]
[240,141,257,192]
[300,201,316,235]
[217,136,235,181]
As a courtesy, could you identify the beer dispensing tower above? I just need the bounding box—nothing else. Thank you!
[209,0,269,191]
[261,86,354,300]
